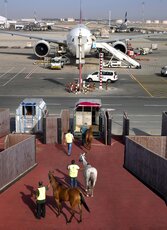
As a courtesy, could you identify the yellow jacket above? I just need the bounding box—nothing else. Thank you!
[65,132,74,144]
[68,164,80,178]
[37,187,46,201]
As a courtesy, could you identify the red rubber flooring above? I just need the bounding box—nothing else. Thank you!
[0,137,167,230]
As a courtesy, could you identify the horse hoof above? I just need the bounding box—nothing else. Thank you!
[67,220,71,224]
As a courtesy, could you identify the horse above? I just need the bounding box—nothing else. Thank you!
[48,171,90,223]
[85,125,93,150]
[79,153,97,197]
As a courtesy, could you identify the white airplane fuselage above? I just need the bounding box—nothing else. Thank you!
[66,24,94,56]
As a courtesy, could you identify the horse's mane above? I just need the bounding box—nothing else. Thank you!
[49,172,68,189]
[88,126,93,131]
[86,164,92,169]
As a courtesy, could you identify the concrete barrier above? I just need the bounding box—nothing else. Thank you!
[124,136,167,202]
[0,108,10,137]
[161,112,167,136]
[0,134,36,192]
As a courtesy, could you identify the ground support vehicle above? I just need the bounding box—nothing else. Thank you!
[86,70,118,83]
[50,57,64,70]
[161,66,167,76]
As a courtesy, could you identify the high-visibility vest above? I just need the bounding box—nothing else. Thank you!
[37,187,46,201]
[68,164,80,178]
[65,133,73,143]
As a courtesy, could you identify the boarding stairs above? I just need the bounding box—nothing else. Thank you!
[93,42,141,69]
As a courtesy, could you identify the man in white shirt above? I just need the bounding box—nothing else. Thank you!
[65,129,74,156]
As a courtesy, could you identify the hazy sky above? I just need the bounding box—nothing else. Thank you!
[0,0,166,21]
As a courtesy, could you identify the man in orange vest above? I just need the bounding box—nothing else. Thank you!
[36,181,50,219]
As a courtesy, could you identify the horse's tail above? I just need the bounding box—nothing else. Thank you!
[80,192,90,213]
[89,171,97,187]
[90,172,95,187]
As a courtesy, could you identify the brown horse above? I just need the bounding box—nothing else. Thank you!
[48,171,90,223]
[85,126,93,150]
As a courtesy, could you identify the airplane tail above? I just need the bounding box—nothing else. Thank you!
[124,11,128,24]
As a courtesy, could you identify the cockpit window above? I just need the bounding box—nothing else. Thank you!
[72,38,74,42]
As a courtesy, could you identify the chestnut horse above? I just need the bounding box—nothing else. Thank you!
[85,126,93,150]
[48,171,90,223]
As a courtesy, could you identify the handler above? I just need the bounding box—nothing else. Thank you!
[67,160,80,188]
[36,181,50,219]
[80,122,88,145]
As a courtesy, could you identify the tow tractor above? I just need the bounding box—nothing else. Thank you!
[49,56,70,70]
[50,57,64,70]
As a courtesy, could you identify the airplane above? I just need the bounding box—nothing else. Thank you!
[0,3,159,68]
[23,21,53,31]
[0,20,155,58]
[110,12,135,33]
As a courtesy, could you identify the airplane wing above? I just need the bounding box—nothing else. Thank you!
[0,30,67,46]
[53,25,71,31]
[96,33,157,44]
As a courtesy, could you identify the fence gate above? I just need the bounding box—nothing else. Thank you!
[99,109,112,145]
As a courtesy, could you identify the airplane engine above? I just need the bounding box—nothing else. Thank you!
[112,41,127,54]
[129,27,134,32]
[34,40,50,58]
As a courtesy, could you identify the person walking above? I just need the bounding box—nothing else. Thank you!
[80,122,88,145]
[65,129,74,156]
[67,160,80,188]
[36,181,50,219]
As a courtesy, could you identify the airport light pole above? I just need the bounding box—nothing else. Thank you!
[75,30,86,91]
[4,0,8,28]
[99,50,103,89]
[78,31,82,91]
[109,10,111,27]
[141,1,145,25]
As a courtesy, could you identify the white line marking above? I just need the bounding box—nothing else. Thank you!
[144,104,167,107]
[25,66,39,79]
[47,103,61,106]
[103,104,122,106]
[2,68,26,86]
[0,67,15,79]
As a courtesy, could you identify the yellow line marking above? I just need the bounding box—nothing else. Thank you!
[127,70,154,97]
[161,77,167,83]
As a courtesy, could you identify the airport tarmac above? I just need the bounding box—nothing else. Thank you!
[0,32,167,135]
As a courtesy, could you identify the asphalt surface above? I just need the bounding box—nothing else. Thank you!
[0,32,167,135]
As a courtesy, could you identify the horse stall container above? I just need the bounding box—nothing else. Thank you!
[73,99,102,137]
[15,98,47,133]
